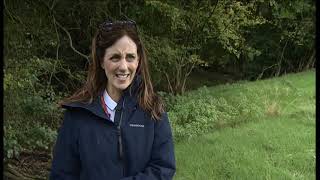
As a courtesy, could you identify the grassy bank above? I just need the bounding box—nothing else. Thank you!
[172,70,315,179]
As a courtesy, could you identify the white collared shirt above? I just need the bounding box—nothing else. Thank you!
[103,90,117,122]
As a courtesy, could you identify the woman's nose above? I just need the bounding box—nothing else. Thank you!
[118,58,128,70]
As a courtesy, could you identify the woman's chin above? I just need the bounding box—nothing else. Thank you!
[115,79,134,89]
[115,83,130,91]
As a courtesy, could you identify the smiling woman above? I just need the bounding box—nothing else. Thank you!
[49,20,176,180]
[102,35,139,102]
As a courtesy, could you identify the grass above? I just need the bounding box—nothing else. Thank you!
[172,70,315,180]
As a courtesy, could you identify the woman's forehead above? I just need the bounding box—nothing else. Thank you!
[105,36,137,55]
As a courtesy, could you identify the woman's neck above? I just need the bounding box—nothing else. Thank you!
[106,87,122,103]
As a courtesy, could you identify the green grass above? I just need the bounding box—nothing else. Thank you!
[173,70,315,180]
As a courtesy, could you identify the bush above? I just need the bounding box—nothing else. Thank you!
[168,85,265,142]
[4,56,64,160]
[24,124,58,152]
[158,91,178,112]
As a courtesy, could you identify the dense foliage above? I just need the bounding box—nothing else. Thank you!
[4,0,315,162]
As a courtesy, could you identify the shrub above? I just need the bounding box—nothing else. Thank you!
[158,91,178,111]
[168,85,266,142]
[4,56,64,160]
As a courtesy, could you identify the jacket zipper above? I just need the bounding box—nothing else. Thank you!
[117,99,125,176]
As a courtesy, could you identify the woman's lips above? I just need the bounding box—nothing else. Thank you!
[115,73,130,80]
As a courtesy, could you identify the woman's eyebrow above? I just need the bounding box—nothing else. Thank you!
[126,53,136,56]
[109,53,121,57]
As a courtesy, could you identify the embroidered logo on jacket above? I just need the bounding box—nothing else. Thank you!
[129,124,145,128]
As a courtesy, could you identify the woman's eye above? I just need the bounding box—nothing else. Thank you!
[110,56,120,61]
[127,55,136,61]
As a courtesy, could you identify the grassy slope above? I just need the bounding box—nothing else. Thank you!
[173,70,315,180]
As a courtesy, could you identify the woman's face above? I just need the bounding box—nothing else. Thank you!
[102,35,139,96]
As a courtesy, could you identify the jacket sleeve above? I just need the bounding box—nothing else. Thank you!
[49,110,81,180]
[121,112,176,180]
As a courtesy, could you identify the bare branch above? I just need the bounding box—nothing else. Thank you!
[3,0,15,21]
[50,0,57,10]
[181,62,195,94]
[4,0,25,26]
[52,17,60,60]
[276,40,288,76]
[256,63,278,80]
[55,20,89,62]
[36,0,89,62]
[164,72,174,94]
[185,62,195,78]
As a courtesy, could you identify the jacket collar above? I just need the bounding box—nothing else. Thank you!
[62,75,142,120]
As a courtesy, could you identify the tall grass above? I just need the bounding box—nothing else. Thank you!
[170,70,315,179]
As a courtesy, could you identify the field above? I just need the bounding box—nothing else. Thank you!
[173,70,315,180]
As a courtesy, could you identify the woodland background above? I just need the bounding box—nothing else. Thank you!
[4,0,315,179]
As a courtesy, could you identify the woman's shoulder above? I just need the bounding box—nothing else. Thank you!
[62,97,106,116]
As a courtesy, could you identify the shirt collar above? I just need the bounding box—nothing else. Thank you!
[104,90,117,111]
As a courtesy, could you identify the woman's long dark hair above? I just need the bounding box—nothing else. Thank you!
[59,21,164,120]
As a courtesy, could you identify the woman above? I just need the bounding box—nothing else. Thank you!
[50,20,176,180]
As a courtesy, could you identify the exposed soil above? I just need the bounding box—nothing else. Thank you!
[4,150,51,180]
